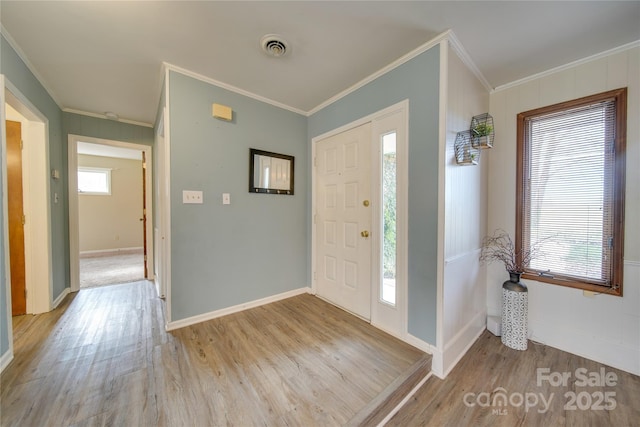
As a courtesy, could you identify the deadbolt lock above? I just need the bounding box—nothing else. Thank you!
[361,230,370,238]
[363,200,370,207]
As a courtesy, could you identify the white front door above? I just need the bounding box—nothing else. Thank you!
[316,123,372,320]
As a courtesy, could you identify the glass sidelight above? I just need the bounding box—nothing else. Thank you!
[381,132,397,306]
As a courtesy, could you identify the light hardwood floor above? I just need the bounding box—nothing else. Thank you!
[389,331,640,426]
[1,281,426,426]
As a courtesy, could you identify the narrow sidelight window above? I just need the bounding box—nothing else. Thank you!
[381,132,397,305]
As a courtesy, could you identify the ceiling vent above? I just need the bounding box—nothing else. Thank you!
[261,35,289,58]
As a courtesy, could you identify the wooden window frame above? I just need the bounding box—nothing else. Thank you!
[516,88,626,296]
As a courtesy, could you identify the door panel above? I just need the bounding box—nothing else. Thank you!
[316,123,372,319]
[7,120,26,315]
[371,108,407,337]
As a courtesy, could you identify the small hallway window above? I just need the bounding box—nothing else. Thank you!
[78,167,111,195]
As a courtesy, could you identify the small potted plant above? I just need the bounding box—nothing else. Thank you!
[471,123,493,138]
[454,130,479,165]
[470,113,494,149]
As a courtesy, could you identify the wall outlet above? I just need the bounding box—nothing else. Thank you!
[222,193,230,205]
[183,190,203,204]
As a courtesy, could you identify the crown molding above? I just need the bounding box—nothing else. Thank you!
[62,108,153,128]
[1,25,64,108]
[307,30,456,116]
[162,62,307,116]
[447,31,493,93]
[493,39,640,93]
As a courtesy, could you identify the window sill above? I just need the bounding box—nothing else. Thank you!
[521,272,622,297]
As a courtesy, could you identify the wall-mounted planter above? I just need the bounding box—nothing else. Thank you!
[454,130,480,165]
[470,113,494,149]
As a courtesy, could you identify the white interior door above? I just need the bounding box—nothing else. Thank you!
[316,123,372,320]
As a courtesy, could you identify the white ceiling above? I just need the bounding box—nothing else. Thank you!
[2,1,639,125]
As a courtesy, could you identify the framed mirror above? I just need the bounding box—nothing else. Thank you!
[249,148,295,195]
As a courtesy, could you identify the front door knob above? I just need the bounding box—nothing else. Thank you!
[361,230,369,238]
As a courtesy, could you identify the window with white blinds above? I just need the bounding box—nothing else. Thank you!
[516,88,626,295]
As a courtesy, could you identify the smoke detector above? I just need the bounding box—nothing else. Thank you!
[260,34,289,58]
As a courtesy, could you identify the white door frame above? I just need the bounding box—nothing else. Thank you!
[68,135,153,292]
[2,80,53,315]
[311,100,409,340]
[154,107,167,299]
[1,75,54,372]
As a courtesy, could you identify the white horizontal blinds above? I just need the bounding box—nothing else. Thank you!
[523,99,616,285]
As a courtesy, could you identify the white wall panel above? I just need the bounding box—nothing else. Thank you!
[441,43,490,375]
[539,68,576,106]
[575,57,607,96]
[488,46,640,375]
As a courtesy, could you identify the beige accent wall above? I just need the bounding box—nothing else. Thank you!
[78,154,143,252]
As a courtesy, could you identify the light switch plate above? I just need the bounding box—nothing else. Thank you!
[183,190,203,204]
[222,193,230,205]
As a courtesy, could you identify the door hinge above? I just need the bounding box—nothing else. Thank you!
[313,271,317,280]
[20,140,24,150]
[143,162,147,169]
[144,255,147,261]
[21,215,26,225]
[314,156,317,167]
[314,213,317,224]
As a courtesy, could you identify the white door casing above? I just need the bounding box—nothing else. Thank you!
[312,100,409,340]
[68,135,153,292]
[370,107,408,337]
[154,108,167,299]
[4,86,52,315]
[316,123,372,320]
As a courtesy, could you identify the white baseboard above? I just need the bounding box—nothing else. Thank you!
[405,333,442,378]
[530,324,640,376]
[442,309,486,378]
[166,287,312,331]
[52,287,70,309]
[405,311,486,379]
[0,349,13,373]
[80,247,143,256]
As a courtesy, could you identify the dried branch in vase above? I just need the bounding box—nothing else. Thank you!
[480,229,551,273]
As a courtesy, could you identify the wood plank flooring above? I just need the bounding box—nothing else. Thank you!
[1,281,426,426]
[389,331,640,426]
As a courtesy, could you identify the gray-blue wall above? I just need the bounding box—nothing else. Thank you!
[308,44,441,345]
[1,33,439,362]
[1,34,64,358]
[63,112,154,146]
[168,71,308,321]
[62,112,155,262]
[0,32,156,361]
